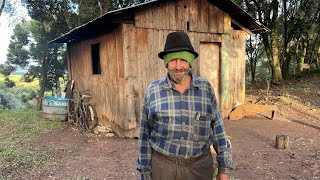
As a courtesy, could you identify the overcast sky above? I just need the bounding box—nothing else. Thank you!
[0,2,30,65]
[0,14,13,65]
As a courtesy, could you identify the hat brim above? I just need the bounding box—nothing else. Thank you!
[158,48,198,59]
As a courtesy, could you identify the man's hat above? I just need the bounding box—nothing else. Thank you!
[158,32,198,60]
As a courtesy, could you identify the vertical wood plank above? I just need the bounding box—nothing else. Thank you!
[188,0,197,32]
[176,0,184,30]
[220,34,231,117]
[168,1,176,30]
[216,7,224,33]
[223,12,232,34]
[208,4,218,33]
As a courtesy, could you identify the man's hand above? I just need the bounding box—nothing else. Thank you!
[216,172,229,180]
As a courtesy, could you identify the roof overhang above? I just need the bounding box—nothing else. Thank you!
[210,0,269,34]
[50,0,269,44]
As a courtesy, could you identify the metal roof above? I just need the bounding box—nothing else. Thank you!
[50,0,269,43]
[209,0,269,34]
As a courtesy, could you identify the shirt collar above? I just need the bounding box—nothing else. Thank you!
[161,72,200,90]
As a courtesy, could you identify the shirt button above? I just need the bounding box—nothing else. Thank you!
[181,137,184,140]
[182,122,185,125]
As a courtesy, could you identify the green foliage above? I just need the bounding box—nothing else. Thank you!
[7,20,30,68]
[0,64,15,76]
[111,0,150,10]
[0,74,38,109]
[4,77,16,88]
[236,0,320,83]
[0,87,37,110]
[0,110,64,178]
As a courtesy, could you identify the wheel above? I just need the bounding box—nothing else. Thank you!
[84,104,98,132]
[76,106,85,131]
[68,90,80,124]
[67,99,77,122]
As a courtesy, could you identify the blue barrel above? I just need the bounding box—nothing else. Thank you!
[42,96,69,120]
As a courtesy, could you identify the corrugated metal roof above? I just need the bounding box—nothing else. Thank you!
[50,0,269,43]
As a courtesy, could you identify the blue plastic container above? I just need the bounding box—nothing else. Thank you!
[42,96,69,120]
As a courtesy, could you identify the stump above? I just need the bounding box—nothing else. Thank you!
[276,134,289,150]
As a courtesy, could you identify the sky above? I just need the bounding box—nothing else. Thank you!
[0,2,29,65]
[0,14,13,65]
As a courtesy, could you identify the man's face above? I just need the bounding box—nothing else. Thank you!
[167,59,191,84]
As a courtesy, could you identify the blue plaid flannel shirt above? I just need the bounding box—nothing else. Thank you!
[137,73,233,179]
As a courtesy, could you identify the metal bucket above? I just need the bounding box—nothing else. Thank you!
[42,96,69,120]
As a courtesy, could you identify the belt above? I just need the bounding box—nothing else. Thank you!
[152,150,211,166]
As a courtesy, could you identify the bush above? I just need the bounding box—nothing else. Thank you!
[0,86,37,110]
[4,77,16,88]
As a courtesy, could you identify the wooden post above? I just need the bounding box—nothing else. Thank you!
[276,134,289,150]
[271,110,276,120]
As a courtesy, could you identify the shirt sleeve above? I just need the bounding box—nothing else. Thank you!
[136,91,153,177]
[210,86,234,174]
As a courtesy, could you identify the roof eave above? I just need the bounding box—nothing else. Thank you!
[50,0,269,44]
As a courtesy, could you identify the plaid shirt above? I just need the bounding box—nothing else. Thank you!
[137,73,233,179]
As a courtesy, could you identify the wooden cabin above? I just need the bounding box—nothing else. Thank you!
[51,0,268,137]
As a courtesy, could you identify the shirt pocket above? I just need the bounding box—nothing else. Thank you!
[193,114,212,141]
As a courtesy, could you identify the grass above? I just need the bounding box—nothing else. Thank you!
[0,109,64,178]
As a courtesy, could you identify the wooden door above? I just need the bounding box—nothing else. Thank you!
[199,42,221,107]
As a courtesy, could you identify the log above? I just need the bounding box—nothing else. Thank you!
[228,104,278,120]
[276,134,289,150]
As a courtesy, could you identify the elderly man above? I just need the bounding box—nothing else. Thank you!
[137,31,233,180]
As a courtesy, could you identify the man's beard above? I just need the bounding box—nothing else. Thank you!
[168,69,191,84]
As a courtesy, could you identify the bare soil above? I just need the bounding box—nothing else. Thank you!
[14,75,320,179]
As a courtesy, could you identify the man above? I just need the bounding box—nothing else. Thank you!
[137,32,233,180]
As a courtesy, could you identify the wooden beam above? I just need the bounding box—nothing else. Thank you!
[231,19,253,35]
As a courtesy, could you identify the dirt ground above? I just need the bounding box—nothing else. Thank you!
[19,75,320,179]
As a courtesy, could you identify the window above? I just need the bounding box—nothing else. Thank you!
[91,43,101,74]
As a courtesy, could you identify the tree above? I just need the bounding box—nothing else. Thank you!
[3,0,159,110]
[236,0,320,83]
[246,35,265,84]
[5,17,68,110]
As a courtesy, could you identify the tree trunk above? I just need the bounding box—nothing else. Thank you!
[250,63,256,84]
[281,0,292,79]
[299,40,308,74]
[295,35,301,74]
[63,0,72,30]
[270,29,283,84]
[269,0,283,84]
[247,36,258,84]
[0,0,5,17]
[282,45,291,79]
[56,75,61,97]
[317,46,320,69]
[36,52,49,111]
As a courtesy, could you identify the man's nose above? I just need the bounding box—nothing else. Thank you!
[175,59,184,69]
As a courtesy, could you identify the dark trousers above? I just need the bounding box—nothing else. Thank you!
[151,150,214,180]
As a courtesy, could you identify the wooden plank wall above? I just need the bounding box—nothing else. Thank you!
[228,30,246,109]
[135,0,225,33]
[122,24,168,130]
[68,26,137,136]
